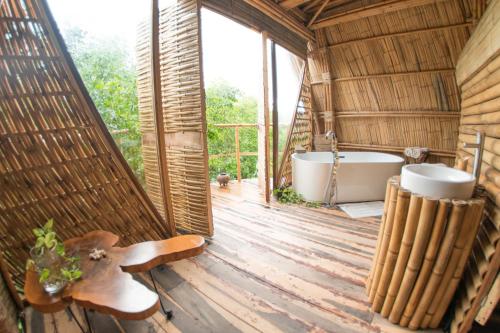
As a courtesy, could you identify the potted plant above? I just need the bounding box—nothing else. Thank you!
[26,219,82,294]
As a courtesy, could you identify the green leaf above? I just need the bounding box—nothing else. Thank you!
[33,228,44,237]
[44,218,54,231]
[44,232,57,248]
[56,243,65,256]
[35,237,45,249]
[39,268,50,283]
[72,270,82,280]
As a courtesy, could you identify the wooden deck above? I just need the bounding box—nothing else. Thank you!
[27,181,441,333]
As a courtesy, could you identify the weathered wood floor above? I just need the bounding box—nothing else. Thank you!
[27,181,441,333]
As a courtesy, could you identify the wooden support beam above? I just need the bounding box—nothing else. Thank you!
[259,32,271,203]
[309,22,473,53]
[271,41,279,190]
[151,0,176,236]
[335,111,461,118]
[309,69,455,84]
[310,0,447,30]
[280,0,311,9]
[242,0,315,40]
[235,126,241,182]
[307,0,330,27]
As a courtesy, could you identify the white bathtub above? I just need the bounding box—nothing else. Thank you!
[292,151,404,203]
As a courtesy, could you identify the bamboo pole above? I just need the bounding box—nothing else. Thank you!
[425,199,485,328]
[381,194,423,317]
[235,126,241,182]
[388,197,439,323]
[372,187,412,312]
[271,41,279,190]
[395,198,451,325]
[366,178,393,293]
[369,180,400,302]
[151,0,176,236]
[408,200,468,330]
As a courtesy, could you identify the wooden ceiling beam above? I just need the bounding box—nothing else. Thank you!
[242,0,315,40]
[307,0,330,27]
[303,0,324,11]
[310,0,447,30]
[279,0,311,9]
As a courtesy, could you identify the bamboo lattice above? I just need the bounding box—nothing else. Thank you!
[451,0,500,331]
[0,0,169,288]
[277,65,314,187]
[137,0,213,236]
[307,0,473,165]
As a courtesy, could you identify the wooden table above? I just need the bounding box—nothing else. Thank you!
[24,231,205,330]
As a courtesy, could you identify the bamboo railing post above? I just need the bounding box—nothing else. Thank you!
[235,126,241,182]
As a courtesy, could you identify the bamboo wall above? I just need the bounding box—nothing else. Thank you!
[452,0,500,331]
[308,0,475,165]
[0,0,169,288]
[0,271,17,333]
[137,0,214,237]
[277,66,314,186]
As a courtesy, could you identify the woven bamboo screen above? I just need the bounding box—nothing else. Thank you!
[451,0,499,331]
[137,0,213,236]
[277,65,313,187]
[0,0,169,287]
[307,0,474,165]
[136,20,164,219]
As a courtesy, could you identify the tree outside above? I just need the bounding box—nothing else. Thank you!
[65,29,262,185]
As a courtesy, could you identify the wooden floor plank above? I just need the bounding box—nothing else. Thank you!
[28,180,442,333]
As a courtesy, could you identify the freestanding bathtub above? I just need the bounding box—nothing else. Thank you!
[292,151,404,203]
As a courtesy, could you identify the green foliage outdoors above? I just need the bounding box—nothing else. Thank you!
[206,82,259,180]
[63,28,292,184]
[273,187,304,204]
[64,28,145,183]
[273,187,322,208]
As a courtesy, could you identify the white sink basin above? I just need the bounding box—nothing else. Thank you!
[401,164,475,199]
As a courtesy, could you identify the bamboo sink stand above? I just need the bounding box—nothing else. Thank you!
[366,176,485,330]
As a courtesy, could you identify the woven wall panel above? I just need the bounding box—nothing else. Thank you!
[452,0,500,331]
[137,0,213,236]
[136,21,166,219]
[160,0,213,236]
[308,0,473,165]
[0,0,168,287]
[277,66,313,187]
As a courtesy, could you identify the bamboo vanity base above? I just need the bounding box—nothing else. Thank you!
[366,176,485,330]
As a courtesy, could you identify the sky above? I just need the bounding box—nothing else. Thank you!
[47,0,300,123]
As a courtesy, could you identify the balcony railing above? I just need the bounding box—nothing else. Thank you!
[209,123,258,182]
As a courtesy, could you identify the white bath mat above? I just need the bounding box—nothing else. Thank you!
[338,201,385,219]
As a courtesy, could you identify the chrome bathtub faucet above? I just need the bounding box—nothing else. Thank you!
[463,131,485,185]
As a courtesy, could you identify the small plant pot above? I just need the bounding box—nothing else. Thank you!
[30,247,67,294]
[217,173,230,187]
